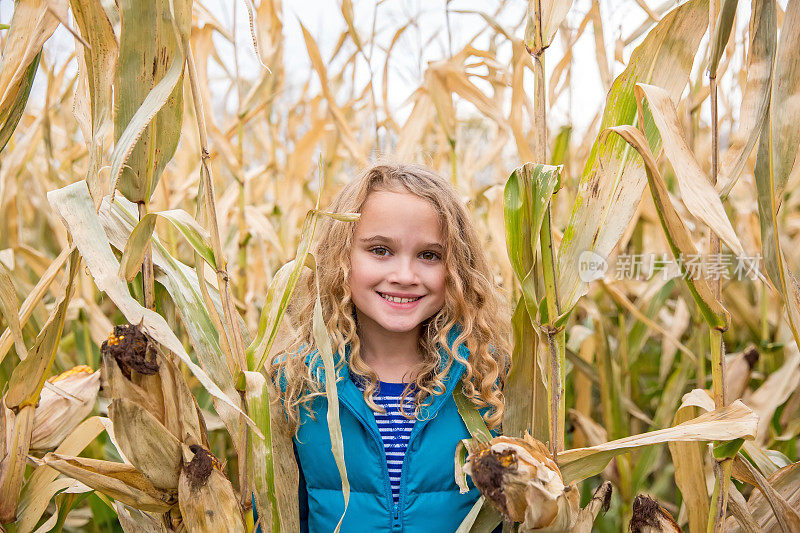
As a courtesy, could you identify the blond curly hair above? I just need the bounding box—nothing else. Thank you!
[270,162,511,435]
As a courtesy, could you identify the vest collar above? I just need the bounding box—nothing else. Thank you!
[307,325,470,422]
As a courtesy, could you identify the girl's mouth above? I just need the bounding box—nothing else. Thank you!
[378,292,423,304]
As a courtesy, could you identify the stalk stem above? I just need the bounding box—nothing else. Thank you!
[529,4,563,457]
[185,46,247,372]
[138,202,155,310]
[540,209,564,457]
[185,41,250,502]
[706,71,732,533]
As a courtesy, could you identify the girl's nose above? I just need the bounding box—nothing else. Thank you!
[387,257,418,285]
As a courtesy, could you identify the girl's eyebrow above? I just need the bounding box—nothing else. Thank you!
[360,235,444,251]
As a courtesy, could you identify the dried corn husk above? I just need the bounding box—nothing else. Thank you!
[30,365,100,450]
[109,398,182,491]
[177,444,245,532]
[463,433,580,531]
[41,453,176,512]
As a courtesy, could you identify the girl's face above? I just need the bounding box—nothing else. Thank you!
[349,189,446,340]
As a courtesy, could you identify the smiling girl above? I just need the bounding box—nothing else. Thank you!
[270,163,510,532]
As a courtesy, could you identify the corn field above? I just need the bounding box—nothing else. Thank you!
[1,0,799,531]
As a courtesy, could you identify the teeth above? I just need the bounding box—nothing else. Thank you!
[380,293,420,303]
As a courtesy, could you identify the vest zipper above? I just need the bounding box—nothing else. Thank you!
[394,415,435,530]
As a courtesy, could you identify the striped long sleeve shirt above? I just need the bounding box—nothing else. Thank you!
[355,377,416,503]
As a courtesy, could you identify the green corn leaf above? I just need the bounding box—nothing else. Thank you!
[118,209,217,282]
[558,0,710,315]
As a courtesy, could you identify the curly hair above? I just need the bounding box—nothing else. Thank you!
[270,162,511,435]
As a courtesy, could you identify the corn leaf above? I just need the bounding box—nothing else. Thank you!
[17,416,107,533]
[558,0,709,314]
[708,0,738,77]
[118,209,217,282]
[69,0,117,205]
[455,496,503,533]
[111,0,190,203]
[98,194,243,442]
[0,246,73,365]
[717,0,776,198]
[0,0,61,115]
[524,0,575,52]
[47,180,258,435]
[559,399,758,484]
[0,262,27,360]
[40,454,175,512]
[502,164,559,441]
[754,0,800,344]
[245,371,300,533]
[634,83,744,255]
[309,252,350,533]
[725,461,800,532]
[0,250,78,522]
[604,124,729,330]
[0,52,39,154]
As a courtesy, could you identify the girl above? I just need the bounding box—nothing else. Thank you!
[271,162,510,532]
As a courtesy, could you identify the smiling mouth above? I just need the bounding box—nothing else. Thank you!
[378,292,423,304]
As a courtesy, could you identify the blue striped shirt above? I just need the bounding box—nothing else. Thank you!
[354,377,416,503]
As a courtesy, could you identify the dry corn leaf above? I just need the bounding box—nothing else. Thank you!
[524,0,574,53]
[110,398,182,491]
[717,0,776,197]
[68,0,117,205]
[558,0,710,314]
[667,397,710,532]
[634,83,745,256]
[0,245,73,365]
[604,124,730,330]
[16,416,107,533]
[41,453,176,512]
[0,261,27,359]
[0,0,62,113]
[46,181,257,433]
[298,20,366,167]
[559,398,758,484]
[725,461,800,532]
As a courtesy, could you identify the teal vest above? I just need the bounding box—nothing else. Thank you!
[294,328,486,532]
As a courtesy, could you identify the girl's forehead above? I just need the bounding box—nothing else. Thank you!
[355,190,444,237]
[360,191,438,217]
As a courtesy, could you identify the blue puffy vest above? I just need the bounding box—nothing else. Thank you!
[293,328,489,532]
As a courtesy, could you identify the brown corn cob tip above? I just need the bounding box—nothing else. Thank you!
[185,445,223,490]
[470,444,515,517]
[101,324,159,378]
[466,434,564,524]
[630,495,683,533]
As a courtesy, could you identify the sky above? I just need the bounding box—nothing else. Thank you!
[1,0,762,141]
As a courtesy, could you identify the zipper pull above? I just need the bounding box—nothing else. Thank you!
[393,504,399,521]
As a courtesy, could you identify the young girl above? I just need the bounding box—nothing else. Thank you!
[271,162,510,532]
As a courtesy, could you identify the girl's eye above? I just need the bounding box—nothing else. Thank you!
[420,251,441,261]
[370,246,390,256]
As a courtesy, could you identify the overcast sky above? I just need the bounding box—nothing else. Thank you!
[3,0,759,138]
